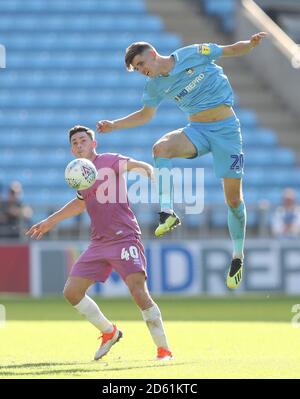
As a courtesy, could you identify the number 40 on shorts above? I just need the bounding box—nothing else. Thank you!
[121,246,139,261]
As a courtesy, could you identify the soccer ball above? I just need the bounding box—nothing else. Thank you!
[65,158,97,190]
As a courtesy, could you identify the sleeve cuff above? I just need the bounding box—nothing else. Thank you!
[77,191,84,200]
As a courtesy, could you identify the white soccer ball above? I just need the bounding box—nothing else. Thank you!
[65,158,97,190]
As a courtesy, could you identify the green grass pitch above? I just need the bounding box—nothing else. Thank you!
[1,295,300,379]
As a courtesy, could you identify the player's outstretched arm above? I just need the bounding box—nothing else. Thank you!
[221,32,268,57]
[26,198,86,240]
[96,106,156,134]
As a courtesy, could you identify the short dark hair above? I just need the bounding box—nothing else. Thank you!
[125,41,155,71]
[69,125,95,142]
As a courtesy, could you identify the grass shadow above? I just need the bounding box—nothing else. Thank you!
[0,362,91,370]
[0,360,197,377]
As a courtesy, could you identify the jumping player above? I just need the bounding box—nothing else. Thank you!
[26,125,172,361]
[96,32,268,289]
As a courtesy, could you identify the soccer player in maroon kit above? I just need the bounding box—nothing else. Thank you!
[26,125,172,361]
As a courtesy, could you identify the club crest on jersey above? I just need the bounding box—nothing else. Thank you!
[186,68,195,76]
[200,45,211,55]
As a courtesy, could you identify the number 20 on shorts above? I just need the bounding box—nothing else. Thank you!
[230,154,244,170]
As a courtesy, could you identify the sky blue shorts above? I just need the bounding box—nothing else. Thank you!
[183,115,244,178]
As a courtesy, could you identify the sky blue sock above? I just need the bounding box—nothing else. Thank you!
[153,157,174,212]
[227,201,246,259]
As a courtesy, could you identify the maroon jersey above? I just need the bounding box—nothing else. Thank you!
[77,153,141,243]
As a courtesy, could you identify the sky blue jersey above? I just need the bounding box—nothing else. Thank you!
[142,43,234,115]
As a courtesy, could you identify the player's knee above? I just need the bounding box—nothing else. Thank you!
[226,196,242,208]
[152,141,171,158]
[129,286,152,309]
[63,286,84,306]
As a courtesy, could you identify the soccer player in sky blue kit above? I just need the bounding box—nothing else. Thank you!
[97,32,267,289]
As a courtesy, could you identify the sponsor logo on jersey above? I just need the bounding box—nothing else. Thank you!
[174,73,205,101]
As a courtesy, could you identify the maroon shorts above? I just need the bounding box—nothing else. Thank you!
[69,236,147,282]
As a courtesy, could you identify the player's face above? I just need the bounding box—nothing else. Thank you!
[132,50,158,77]
[70,132,96,160]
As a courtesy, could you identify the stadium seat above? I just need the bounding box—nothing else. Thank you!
[0,15,163,32]
[4,33,180,51]
[0,0,145,13]
[201,0,236,33]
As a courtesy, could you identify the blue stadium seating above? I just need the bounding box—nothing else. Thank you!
[0,15,163,32]
[4,33,180,51]
[0,0,145,13]
[0,0,299,229]
[201,0,236,32]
